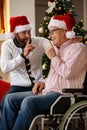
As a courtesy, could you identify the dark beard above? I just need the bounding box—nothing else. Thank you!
[13,38,26,49]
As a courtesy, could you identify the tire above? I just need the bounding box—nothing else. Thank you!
[59,100,87,130]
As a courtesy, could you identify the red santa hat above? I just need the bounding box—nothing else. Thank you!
[48,12,76,39]
[6,15,32,39]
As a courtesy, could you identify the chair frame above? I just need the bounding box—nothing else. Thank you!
[29,72,87,130]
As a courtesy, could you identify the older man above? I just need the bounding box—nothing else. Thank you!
[0,13,87,130]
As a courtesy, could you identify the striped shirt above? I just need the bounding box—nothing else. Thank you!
[42,40,87,95]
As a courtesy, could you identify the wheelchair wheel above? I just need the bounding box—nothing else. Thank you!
[59,100,87,130]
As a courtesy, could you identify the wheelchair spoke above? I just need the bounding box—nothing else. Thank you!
[59,101,87,130]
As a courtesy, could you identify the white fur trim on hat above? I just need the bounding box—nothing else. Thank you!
[5,24,32,39]
[66,31,75,39]
[48,19,67,29]
[48,18,76,39]
[14,24,32,33]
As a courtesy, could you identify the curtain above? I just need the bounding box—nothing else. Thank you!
[4,0,10,32]
[0,0,4,32]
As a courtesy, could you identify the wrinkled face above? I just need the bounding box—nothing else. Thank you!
[49,26,66,48]
[16,30,31,44]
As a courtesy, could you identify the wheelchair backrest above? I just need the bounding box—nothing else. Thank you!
[83,72,87,94]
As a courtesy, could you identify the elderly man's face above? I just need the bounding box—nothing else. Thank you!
[49,27,67,48]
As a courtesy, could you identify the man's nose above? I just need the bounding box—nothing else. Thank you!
[48,34,52,40]
[25,32,30,38]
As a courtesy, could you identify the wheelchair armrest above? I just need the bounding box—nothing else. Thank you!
[62,88,85,94]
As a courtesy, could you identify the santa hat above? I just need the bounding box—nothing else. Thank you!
[48,12,76,39]
[6,15,32,39]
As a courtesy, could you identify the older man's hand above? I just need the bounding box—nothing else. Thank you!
[32,82,45,95]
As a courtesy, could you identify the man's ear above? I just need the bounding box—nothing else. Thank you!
[15,33,17,37]
[62,28,67,37]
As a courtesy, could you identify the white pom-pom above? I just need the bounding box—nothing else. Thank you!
[0,34,6,41]
[5,32,14,39]
[66,31,75,39]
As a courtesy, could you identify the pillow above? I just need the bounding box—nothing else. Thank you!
[0,80,10,101]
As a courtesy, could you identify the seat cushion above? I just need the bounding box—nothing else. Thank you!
[0,80,10,101]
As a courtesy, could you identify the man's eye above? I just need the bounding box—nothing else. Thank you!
[22,31,26,34]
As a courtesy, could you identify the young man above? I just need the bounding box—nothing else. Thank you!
[0,16,52,111]
[0,13,87,130]
[0,16,51,93]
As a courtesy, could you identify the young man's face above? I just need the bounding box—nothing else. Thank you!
[16,30,31,44]
[49,27,66,48]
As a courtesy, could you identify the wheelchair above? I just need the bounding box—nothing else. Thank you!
[29,73,87,130]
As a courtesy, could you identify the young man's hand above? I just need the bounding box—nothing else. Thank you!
[23,39,35,57]
[71,36,82,43]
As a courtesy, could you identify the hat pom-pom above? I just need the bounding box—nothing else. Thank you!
[66,31,75,39]
[5,32,14,40]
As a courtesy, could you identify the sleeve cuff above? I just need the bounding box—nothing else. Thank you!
[51,56,60,67]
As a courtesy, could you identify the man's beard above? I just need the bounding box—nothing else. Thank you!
[16,35,29,48]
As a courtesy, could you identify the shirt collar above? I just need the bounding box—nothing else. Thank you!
[60,40,72,50]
